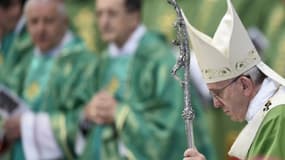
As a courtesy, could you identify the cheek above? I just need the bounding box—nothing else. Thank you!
[114,17,127,31]
[232,95,248,119]
[28,28,38,41]
[47,24,61,37]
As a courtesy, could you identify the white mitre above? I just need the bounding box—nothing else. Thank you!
[182,0,285,85]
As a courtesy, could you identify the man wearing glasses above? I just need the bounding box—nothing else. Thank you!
[183,0,285,159]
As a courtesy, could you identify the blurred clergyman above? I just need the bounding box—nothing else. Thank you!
[1,0,96,159]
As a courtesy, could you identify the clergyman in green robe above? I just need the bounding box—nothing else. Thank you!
[81,0,214,159]
[1,1,97,160]
[183,0,285,159]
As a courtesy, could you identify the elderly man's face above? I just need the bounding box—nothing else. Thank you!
[95,0,139,47]
[207,76,251,122]
[26,2,67,52]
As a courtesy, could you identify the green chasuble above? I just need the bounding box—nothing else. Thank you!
[5,33,97,160]
[81,31,214,160]
[22,53,56,109]
[0,26,33,88]
[0,32,17,82]
[229,84,285,160]
[1,32,15,58]
[247,105,285,159]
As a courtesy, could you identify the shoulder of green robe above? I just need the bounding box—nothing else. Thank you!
[54,34,97,79]
[12,27,33,54]
[247,104,285,159]
[3,29,33,73]
[99,31,175,62]
[136,31,175,61]
[263,104,285,123]
[16,35,33,52]
[58,34,97,60]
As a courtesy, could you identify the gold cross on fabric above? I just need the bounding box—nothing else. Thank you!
[26,82,40,101]
[106,77,119,95]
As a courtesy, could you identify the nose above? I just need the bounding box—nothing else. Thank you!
[98,13,109,28]
[36,21,45,32]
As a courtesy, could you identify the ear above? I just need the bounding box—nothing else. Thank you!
[239,76,254,96]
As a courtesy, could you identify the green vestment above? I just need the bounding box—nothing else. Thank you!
[4,33,97,160]
[0,26,33,88]
[81,31,214,160]
[229,84,285,160]
[247,105,285,159]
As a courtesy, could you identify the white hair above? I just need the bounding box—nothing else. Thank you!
[24,0,67,18]
[242,66,266,85]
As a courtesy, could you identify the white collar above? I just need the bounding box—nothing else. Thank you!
[245,78,279,121]
[34,30,73,57]
[108,25,146,57]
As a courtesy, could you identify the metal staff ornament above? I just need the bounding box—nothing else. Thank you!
[167,0,195,148]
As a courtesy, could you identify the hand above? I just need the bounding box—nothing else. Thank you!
[183,148,206,160]
[85,90,117,124]
[3,115,22,142]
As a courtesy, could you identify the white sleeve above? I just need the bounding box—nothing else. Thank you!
[21,112,39,160]
[21,112,63,160]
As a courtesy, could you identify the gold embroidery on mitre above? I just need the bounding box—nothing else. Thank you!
[202,49,259,80]
[26,82,40,100]
[106,77,119,95]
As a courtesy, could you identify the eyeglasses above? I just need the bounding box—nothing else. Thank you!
[210,76,241,100]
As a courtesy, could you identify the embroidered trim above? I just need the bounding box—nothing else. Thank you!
[52,114,74,160]
[116,105,130,133]
[202,50,259,80]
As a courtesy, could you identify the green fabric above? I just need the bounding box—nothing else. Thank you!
[1,32,15,57]
[65,0,100,52]
[247,105,285,159]
[11,141,25,160]
[22,53,56,109]
[0,26,33,89]
[5,33,97,160]
[100,55,133,101]
[81,31,214,160]
[0,25,33,160]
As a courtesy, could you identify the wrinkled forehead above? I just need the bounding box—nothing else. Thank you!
[25,0,65,18]
[27,4,56,17]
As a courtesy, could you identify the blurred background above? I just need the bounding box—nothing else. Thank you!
[45,0,285,159]
[1,0,285,159]
[66,1,285,158]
